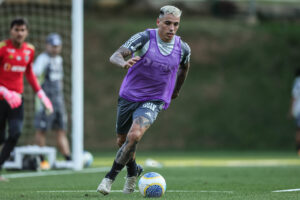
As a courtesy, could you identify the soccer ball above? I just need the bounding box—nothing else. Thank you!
[82,151,93,168]
[138,172,166,198]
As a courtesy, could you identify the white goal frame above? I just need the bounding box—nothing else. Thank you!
[72,0,84,171]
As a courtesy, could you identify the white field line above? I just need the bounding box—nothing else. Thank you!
[272,188,300,193]
[168,190,233,193]
[3,167,110,179]
[37,190,234,193]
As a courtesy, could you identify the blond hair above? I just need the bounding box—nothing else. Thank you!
[159,5,182,18]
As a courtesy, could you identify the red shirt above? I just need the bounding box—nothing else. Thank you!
[0,39,40,95]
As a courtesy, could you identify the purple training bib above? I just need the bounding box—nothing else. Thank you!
[119,29,181,109]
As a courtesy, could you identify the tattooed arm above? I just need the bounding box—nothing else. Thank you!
[110,31,149,69]
[109,47,140,69]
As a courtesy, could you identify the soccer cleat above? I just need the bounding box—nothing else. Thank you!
[40,160,50,170]
[123,164,144,194]
[97,178,114,195]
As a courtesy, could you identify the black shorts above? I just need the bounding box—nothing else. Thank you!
[34,105,67,132]
[0,99,24,139]
[116,97,164,134]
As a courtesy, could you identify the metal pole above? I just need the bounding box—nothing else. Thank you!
[72,0,84,171]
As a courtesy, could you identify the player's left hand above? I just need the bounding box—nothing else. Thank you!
[123,56,141,69]
[37,89,53,114]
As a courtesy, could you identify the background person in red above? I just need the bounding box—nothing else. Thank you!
[0,18,53,181]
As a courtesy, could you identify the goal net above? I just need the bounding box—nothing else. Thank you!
[0,0,83,170]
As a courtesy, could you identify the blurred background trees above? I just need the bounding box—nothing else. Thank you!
[81,0,300,151]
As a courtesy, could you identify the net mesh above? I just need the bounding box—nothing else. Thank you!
[0,0,72,145]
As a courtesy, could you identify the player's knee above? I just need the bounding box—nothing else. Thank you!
[7,132,21,144]
[8,132,21,143]
[9,128,21,140]
[127,131,142,143]
[38,130,47,136]
[56,130,67,138]
[9,119,23,139]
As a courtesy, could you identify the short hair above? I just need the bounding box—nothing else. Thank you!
[159,5,182,18]
[10,18,28,29]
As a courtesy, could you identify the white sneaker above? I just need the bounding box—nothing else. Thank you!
[123,176,137,194]
[97,178,113,195]
[123,164,143,194]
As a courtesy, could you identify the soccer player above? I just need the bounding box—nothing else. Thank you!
[33,33,71,170]
[290,68,300,156]
[0,18,53,181]
[97,5,191,195]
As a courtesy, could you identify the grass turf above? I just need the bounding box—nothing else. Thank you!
[1,151,300,200]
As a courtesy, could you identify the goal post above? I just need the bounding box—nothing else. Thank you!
[0,0,84,170]
[72,0,84,171]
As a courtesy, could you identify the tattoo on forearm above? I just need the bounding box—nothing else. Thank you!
[134,116,151,129]
[119,47,132,58]
[115,139,137,165]
[110,47,132,67]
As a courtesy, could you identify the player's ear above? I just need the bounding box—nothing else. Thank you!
[156,18,160,26]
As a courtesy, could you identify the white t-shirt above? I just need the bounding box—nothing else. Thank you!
[33,52,63,82]
[122,29,191,65]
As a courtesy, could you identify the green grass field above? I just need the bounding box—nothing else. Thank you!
[1,151,300,200]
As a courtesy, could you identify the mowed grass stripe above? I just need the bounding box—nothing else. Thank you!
[1,155,299,200]
[3,167,110,179]
[162,159,300,167]
[37,190,234,193]
[94,158,300,167]
[3,158,299,179]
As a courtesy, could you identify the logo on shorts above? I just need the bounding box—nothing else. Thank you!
[142,102,157,112]
[145,112,152,118]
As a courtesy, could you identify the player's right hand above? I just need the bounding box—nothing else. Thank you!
[4,91,22,109]
[37,89,54,115]
[123,56,141,69]
[0,87,22,109]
